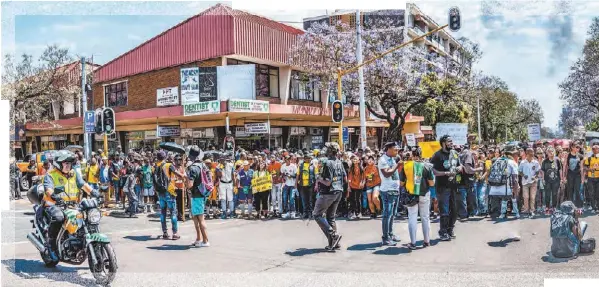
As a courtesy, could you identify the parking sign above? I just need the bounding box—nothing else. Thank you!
[84,111,95,133]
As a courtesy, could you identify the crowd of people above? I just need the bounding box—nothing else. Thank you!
[17,135,597,254]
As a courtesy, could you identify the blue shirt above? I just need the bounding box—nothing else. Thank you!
[238,169,253,187]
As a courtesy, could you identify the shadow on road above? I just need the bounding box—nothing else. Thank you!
[346,242,380,251]
[2,259,95,286]
[541,252,577,263]
[487,238,519,247]
[123,235,161,242]
[284,248,329,257]
[492,217,519,224]
[147,244,191,251]
[373,246,412,255]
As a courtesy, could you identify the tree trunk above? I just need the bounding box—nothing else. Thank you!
[385,122,402,142]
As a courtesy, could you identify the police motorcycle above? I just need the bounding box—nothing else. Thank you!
[26,156,117,285]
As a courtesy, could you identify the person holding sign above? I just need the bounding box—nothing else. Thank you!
[252,161,272,219]
[400,148,435,250]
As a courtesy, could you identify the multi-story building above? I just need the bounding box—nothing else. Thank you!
[25,4,390,152]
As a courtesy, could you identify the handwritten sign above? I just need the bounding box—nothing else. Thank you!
[436,123,468,145]
[251,172,272,193]
[181,67,200,104]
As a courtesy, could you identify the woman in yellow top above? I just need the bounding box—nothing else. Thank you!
[252,161,271,219]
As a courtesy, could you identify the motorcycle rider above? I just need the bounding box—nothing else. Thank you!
[42,150,99,260]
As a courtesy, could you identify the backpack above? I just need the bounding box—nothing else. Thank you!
[153,163,169,194]
[550,210,573,239]
[191,162,214,197]
[488,158,509,187]
[142,167,153,187]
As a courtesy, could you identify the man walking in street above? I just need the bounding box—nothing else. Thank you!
[378,142,403,246]
[154,151,185,240]
[313,142,345,251]
[566,144,584,206]
[431,135,460,241]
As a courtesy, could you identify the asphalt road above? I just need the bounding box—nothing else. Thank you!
[2,199,599,287]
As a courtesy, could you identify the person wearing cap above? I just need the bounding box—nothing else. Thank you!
[297,153,317,219]
[489,145,521,220]
[237,160,254,218]
[430,135,461,241]
[140,157,156,214]
[313,142,345,251]
[281,155,298,219]
[378,142,403,245]
[186,146,211,247]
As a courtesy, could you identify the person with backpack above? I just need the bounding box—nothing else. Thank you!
[430,135,461,241]
[550,201,594,258]
[488,145,521,220]
[154,150,186,240]
[186,146,213,247]
[141,158,156,214]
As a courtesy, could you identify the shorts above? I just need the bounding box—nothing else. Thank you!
[366,186,380,194]
[143,186,155,197]
[238,186,253,201]
[191,197,205,216]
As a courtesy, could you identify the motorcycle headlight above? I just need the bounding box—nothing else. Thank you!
[87,208,102,224]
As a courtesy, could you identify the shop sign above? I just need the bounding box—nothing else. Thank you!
[51,135,67,141]
[229,99,269,113]
[235,127,249,137]
[181,128,193,138]
[245,122,269,134]
[309,128,323,135]
[331,127,354,134]
[199,67,217,102]
[290,127,306,136]
[217,64,255,100]
[156,86,179,107]
[192,128,215,138]
[270,127,283,135]
[181,67,200,104]
[41,136,50,142]
[183,100,220,116]
[127,131,144,141]
[157,126,180,137]
[312,136,323,144]
[145,130,158,140]
[342,127,349,143]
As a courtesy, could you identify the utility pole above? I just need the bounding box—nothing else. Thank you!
[81,57,91,161]
[356,10,367,149]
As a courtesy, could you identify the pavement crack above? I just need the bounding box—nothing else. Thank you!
[258,258,297,272]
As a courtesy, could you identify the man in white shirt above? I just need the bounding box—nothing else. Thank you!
[488,145,521,219]
[281,155,298,219]
[216,154,236,219]
[378,142,402,246]
[519,148,541,218]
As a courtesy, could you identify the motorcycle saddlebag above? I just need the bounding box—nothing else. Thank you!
[27,184,45,205]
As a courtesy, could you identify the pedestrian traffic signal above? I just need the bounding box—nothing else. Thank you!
[102,108,116,135]
[332,100,343,123]
[94,110,104,135]
[448,7,461,32]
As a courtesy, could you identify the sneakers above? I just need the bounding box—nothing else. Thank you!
[200,241,210,247]
[282,212,291,219]
[326,232,342,251]
[448,230,456,239]
[529,212,535,219]
[382,240,398,246]
[440,233,451,241]
[191,241,201,248]
[498,213,506,219]
[514,213,521,219]
[150,205,155,213]
[423,242,430,248]
[389,234,401,242]
[407,243,417,250]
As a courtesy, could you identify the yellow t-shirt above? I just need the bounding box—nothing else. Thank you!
[86,165,99,184]
[585,156,599,178]
[300,162,310,187]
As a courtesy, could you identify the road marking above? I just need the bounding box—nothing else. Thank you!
[3,219,236,245]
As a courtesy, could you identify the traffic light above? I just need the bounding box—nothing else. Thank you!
[94,110,103,135]
[448,7,461,32]
[102,108,116,135]
[332,100,343,123]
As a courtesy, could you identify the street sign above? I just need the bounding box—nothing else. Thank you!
[84,111,95,133]
[342,127,349,143]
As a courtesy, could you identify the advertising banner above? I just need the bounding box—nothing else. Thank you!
[199,67,217,102]
[228,99,269,113]
[180,67,200,104]
[245,123,269,134]
[156,86,179,107]
[217,65,255,100]
[157,126,181,137]
[436,123,468,145]
[183,100,220,116]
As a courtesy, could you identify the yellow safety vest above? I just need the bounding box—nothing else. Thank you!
[585,156,599,178]
[44,169,80,203]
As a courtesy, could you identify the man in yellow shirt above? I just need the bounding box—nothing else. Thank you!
[85,157,100,190]
[584,145,599,212]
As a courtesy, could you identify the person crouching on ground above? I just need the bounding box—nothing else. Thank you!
[186,146,212,248]
[550,201,594,258]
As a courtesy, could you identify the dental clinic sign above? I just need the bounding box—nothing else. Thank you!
[183,100,220,116]
[228,99,269,113]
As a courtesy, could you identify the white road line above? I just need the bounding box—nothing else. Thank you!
[3,219,236,245]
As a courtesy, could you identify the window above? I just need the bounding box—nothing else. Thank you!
[227,59,279,98]
[104,81,128,107]
[290,71,320,102]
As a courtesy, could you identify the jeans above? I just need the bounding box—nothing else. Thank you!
[437,186,457,236]
[112,180,121,203]
[158,193,178,234]
[270,183,283,212]
[313,192,342,237]
[299,185,314,216]
[282,185,296,214]
[475,182,488,214]
[457,185,470,218]
[381,191,399,241]
[407,193,431,245]
[125,187,138,215]
[362,190,369,210]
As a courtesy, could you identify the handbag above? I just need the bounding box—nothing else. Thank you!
[580,238,596,254]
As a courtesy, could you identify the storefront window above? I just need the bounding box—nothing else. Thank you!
[104,81,128,107]
[227,59,279,98]
[290,71,320,102]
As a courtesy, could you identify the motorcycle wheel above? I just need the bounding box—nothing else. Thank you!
[20,175,29,191]
[88,242,117,286]
[40,251,59,268]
